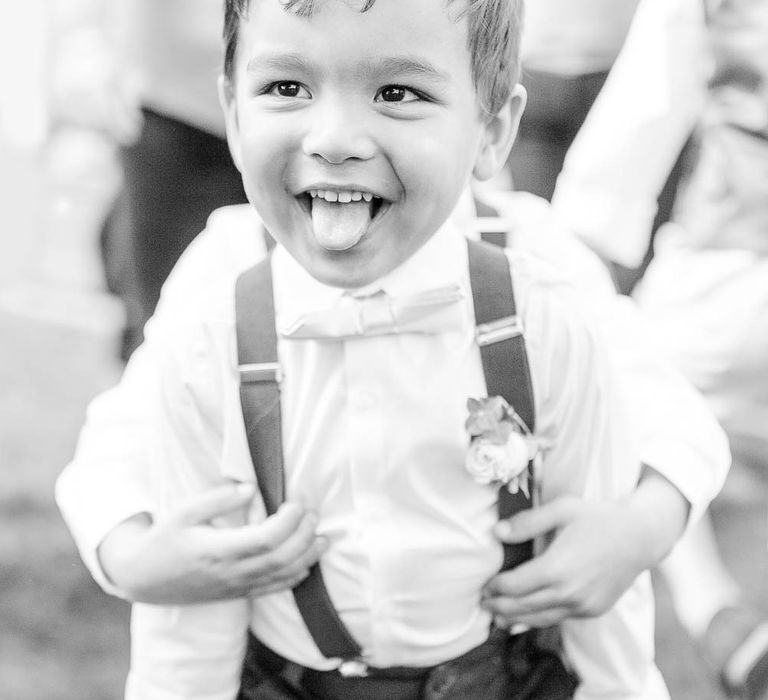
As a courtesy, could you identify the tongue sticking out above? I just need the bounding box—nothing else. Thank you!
[311,198,372,251]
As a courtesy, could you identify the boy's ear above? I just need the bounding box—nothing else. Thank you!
[473,84,527,182]
[218,75,244,173]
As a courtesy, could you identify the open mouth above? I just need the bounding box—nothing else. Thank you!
[301,189,386,251]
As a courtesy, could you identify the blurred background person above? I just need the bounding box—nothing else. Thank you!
[1,3,134,698]
[551,0,768,698]
[53,0,247,360]
[507,0,640,200]
[500,0,692,293]
[110,0,247,359]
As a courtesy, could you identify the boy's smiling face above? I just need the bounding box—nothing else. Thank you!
[222,0,520,288]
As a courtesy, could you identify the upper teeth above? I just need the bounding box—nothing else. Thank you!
[309,189,374,203]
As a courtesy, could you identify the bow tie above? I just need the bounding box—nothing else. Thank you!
[281,285,466,340]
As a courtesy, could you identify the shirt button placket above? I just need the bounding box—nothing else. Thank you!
[344,338,387,655]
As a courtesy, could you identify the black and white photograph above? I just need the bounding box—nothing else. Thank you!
[2,1,768,698]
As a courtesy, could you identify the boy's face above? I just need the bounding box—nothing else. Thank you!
[223,0,516,288]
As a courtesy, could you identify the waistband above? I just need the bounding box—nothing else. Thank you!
[243,628,511,700]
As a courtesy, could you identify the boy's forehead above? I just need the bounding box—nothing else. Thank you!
[248,0,464,12]
[230,0,485,110]
[245,0,467,24]
[239,0,470,51]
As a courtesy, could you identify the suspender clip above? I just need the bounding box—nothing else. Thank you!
[337,658,370,678]
[475,315,523,347]
[239,362,283,384]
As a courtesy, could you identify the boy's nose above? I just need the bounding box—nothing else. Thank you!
[302,101,376,164]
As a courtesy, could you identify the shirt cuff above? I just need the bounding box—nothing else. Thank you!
[640,434,731,530]
[55,462,154,598]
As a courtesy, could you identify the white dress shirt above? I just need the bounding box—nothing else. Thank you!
[121,216,665,699]
[56,199,730,699]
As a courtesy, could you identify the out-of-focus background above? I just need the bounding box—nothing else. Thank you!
[2,0,768,698]
[1,4,130,697]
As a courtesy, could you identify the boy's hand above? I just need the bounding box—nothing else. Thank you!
[481,474,689,628]
[97,485,327,604]
[481,497,643,628]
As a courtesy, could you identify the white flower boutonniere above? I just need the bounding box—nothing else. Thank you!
[464,396,538,497]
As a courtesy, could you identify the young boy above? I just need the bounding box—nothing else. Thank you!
[57,0,719,697]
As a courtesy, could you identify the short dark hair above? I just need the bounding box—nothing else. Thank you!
[222,0,523,115]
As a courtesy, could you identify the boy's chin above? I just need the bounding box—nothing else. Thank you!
[307,263,386,290]
[302,252,399,290]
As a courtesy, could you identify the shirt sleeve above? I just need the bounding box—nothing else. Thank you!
[514,255,669,697]
[551,0,708,268]
[484,193,731,526]
[55,347,160,595]
[120,280,251,698]
[591,293,731,527]
[54,204,264,595]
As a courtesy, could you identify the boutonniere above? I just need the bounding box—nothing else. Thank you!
[464,396,538,498]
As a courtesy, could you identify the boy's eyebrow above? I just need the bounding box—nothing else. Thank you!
[365,56,452,84]
[246,52,310,75]
[245,52,451,85]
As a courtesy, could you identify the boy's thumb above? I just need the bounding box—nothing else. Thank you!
[175,482,256,526]
[494,497,579,542]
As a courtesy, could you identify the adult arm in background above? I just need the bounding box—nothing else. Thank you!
[550,0,708,268]
[472,191,731,626]
[56,205,326,604]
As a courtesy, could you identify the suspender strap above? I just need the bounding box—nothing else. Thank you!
[480,229,507,248]
[235,260,363,660]
[467,240,535,571]
[475,196,508,248]
[236,259,284,515]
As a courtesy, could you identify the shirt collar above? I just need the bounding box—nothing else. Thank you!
[272,218,469,332]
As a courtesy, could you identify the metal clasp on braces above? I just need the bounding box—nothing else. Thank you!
[337,658,370,678]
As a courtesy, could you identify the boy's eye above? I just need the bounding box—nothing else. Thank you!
[376,85,420,103]
[267,81,310,99]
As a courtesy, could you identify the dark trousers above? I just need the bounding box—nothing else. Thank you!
[101,108,247,358]
[238,629,578,700]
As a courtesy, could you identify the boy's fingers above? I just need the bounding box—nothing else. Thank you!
[494,607,572,630]
[239,535,328,587]
[485,574,574,627]
[494,497,581,543]
[219,502,314,559]
[248,569,312,597]
[172,483,256,526]
[482,584,561,619]
[482,557,554,599]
